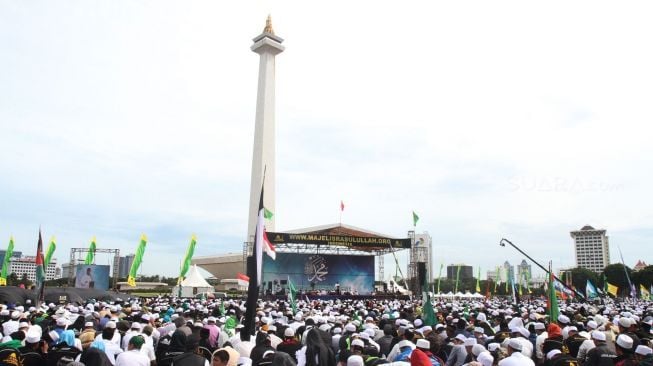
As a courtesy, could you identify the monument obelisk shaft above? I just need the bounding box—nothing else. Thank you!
[248,17,284,243]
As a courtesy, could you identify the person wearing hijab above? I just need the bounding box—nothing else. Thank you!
[48,330,82,366]
[172,334,211,366]
[79,346,114,366]
[271,352,297,366]
[296,329,336,366]
[158,329,189,366]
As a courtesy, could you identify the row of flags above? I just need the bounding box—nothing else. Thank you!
[0,231,206,301]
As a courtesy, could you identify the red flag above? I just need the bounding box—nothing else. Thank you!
[237,273,250,282]
[340,200,345,211]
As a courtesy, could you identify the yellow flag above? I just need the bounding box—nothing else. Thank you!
[607,283,619,297]
[641,284,650,300]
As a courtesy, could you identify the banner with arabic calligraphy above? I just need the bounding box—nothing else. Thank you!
[263,253,375,294]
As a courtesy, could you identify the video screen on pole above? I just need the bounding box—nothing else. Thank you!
[74,264,110,290]
[263,253,375,294]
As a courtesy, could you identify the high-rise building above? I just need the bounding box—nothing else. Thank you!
[10,256,57,281]
[570,225,610,273]
[517,260,531,284]
[118,254,135,278]
[446,264,473,280]
[487,262,515,283]
[0,250,22,266]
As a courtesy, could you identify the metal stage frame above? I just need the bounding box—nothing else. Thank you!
[68,248,120,289]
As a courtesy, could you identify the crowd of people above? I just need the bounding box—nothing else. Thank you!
[0,295,651,366]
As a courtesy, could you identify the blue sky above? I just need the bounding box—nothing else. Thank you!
[1,1,652,279]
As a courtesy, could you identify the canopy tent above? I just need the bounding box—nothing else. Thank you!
[171,265,214,297]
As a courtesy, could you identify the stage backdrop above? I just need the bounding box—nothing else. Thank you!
[74,264,110,291]
[263,253,374,294]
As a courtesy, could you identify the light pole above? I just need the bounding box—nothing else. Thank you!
[499,238,584,300]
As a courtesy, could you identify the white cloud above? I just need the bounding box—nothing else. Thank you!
[1,1,652,278]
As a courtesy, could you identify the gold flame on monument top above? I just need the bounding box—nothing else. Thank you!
[263,15,275,35]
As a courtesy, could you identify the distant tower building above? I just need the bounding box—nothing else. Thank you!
[517,260,531,285]
[446,264,473,280]
[503,261,515,284]
[247,16,284,243]
[118,254,135,278]
[570,225,610,273]
[10,256,57,281]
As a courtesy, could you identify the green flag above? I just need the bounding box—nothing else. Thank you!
[264,207,274,220]
[476,267,481,293]
[44,237,56,268]
[436,263,444,293]
[547,263,559,323]
[454,265,461,293]
[422,292,438,326]
[412,211,419,227]
[288,276,298,314]
[220,301,226,316]
[177,235,197,284]
[84,237,97,265]
[0,237,15,286]
[127,234,147,287]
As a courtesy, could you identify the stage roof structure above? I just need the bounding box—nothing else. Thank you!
[267,223,411,256]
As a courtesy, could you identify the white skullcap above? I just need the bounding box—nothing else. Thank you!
[351,339,364,348]
[477,313,487,322]
[474,327,484,333]
[478,351,494,366]
[616,334,634,350]
[534,323,545,330]
[487,343,500,352]
[635,345,653,356]
[591,331,606,341]
[347,355,365,366]
[345,324,357,332]
[587,320,598,329]
[464,338,477,347]
[558,315,570,324]
[508,338,522,351]
[619,317,632,328]
[472,344,486,356]
[547,349,562,360]
[416,339,430,349]
[105,321,116,329]
[454,334,467,342]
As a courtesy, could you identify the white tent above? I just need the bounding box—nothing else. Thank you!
[171,265,214,297]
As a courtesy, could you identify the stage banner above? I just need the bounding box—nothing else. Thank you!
[74,264,110,290]
[263,253,375,294]
[267,232,411,249]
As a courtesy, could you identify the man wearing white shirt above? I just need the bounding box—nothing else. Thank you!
[499,339,535,366]
[116,335,150,366]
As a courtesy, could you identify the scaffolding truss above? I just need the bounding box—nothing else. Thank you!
[68,248,120,289]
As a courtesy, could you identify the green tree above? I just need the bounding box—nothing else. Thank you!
[566,267,600,293]
[603,264,633,294]
[632,265,653,288]
[19,273,33,288]
[7,273,18,286]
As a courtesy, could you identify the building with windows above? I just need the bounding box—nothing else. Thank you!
[118,254,135,278]
[570,225,610,273]
[446,264,473,280]
[517,260,532,285]
[10,256,58,281]
[487,262,515,283]
[0,250,22,266]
